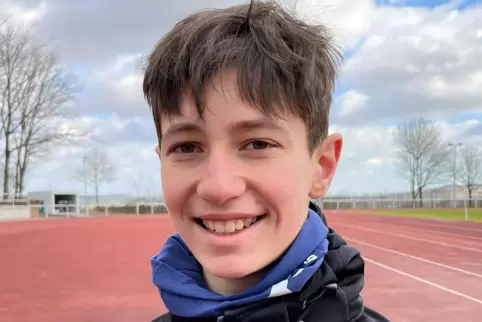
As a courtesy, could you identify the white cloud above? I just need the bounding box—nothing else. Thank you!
[335,3,482,124]
[0,1,49,26]
[365,157,385,166]
[297,0,377,50]
[113,74,144,102]
[92,53,145,104]
[338,90,370,117]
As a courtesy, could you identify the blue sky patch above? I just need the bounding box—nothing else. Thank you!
[375,0,477,9]
[446,112,482,124]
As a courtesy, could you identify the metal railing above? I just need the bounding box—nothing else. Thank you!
[1,198,480,221]
[0,192,28,205]
[22,202,168,218]
[315,197,481,210]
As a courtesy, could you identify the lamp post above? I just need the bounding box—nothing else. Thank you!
[83,155,88,215]
[447,142,462,203]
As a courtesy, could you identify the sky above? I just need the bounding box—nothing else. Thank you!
[1,0,481,198]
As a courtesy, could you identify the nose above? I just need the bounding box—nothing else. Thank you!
[196,152,246,205]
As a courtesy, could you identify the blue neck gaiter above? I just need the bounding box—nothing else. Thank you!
[151,208,329,317]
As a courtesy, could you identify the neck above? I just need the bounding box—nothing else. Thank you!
[203,269,264,296]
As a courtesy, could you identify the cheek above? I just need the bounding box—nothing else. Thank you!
[161,165,192,215]
[254,157,313,217]
[263,156,312,195]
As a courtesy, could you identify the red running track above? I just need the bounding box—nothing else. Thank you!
[326,211,482,322]
[0,212,481,321]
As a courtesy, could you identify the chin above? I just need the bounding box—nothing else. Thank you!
[203,258,264,279]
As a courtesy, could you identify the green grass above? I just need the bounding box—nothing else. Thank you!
[353,208,482,222]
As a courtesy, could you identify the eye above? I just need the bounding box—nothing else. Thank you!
[171,142,202,154]
[244,140,276,150]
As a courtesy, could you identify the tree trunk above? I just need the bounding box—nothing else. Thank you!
[468,186,473,208]
[2,140,10,199]
[418,187,423,208]
[18,151,28,195]
[14,151,20,196]
[95,184,99,205]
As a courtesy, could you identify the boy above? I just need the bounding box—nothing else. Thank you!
[143,1,390,321]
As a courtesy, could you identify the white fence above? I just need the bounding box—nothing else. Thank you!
[1,192,27,200]
[22,202,168,218]
[0,205,30,221]
[0,201,168,220]
[1,198,481,221]
[315,197,482,210]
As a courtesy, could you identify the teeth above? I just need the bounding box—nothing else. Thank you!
[201,217,259,234]
[225,221,235,233]
[235,220,244,231]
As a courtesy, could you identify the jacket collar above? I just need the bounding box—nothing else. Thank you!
[170,267,333,322]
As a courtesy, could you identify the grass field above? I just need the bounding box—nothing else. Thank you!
[354,208,482,222]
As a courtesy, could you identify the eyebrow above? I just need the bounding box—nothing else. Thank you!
[228,118,286,134]
[162,122,202,139]
[162,117,286,139]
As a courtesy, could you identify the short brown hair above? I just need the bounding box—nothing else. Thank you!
[143,0,341,152]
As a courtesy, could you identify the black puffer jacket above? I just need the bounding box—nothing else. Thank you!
[151,203,390,322]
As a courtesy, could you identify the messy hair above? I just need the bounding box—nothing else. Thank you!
[143,0,342,152]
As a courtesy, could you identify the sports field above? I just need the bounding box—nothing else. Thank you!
[1,210,481,322]
[352,208,482,222]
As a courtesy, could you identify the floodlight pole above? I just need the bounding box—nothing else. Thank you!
[447,142,462,204]
[83,155,88,215]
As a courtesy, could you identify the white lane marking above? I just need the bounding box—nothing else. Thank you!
[346,237,482,279]
[335,223,482,254]
[357,223,482,242]
[331,212,482,233]
[364,257,482,305]
[394,219,482,233]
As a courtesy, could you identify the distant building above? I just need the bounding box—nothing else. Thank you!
[28,190,79,216]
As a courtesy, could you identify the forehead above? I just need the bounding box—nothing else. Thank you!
[160,72,298,136]
[160,92,289,139]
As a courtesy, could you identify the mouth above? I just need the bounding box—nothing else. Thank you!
[193,215,266,235]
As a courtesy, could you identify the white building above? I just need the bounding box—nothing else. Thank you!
[28,190,79,216]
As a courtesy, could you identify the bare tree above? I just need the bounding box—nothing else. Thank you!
[393,143,418,201]
[0,155,16,199]
[131,170,159,202]
[392,118,451,206]
[458,146,482,205]
[0,20,32,197]
[12,50,81,195]
[75,149,117,205]
[0,18,84,197]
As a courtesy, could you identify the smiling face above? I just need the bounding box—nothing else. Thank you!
[157,71,342,295]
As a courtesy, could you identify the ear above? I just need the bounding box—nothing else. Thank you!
[155,145,161,159]
[309,133,343,199]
